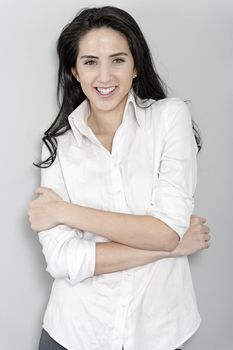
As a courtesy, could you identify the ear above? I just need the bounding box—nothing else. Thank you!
[71,67,79,80]
[133,68,137,78]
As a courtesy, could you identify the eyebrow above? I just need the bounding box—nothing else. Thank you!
[80,52,129,59]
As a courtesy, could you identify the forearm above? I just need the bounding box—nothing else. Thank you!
[60,202,179,251]
[95,241,171,275]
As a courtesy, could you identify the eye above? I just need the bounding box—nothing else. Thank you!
[84,60,97,65]
[113,58,125,63]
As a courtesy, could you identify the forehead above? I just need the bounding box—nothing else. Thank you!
[78,27,131,54]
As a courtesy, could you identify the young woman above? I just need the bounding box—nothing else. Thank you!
[28,6,210,350]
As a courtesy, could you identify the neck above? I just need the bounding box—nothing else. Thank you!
[87,97,128,135]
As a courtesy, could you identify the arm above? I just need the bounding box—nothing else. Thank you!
[30,187,210,277]
[31,144,176,284]
[94,215,210,275]
[56,100,197,251]
[33,144,96,285]
[30,141,209,282]
[95,242,170,275]
[60,204,179,252]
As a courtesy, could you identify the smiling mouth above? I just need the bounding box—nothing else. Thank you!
[95,86,117,97]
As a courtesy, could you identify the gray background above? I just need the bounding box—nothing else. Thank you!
[0,0,232,349]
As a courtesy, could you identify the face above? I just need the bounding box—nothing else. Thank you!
[72,27,136,116]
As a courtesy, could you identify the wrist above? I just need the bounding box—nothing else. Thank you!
[170,244,183,258]
[169,249,177,258]
[57,201,72,225]
[155,250,173,259]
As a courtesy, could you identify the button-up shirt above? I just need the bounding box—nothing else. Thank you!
[38,91,201,350]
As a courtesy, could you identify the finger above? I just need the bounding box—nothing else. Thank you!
[204,233,211,241]
[190,214,206,222]
[202,232,211,240]
[202,225,210,233]
[190,215,206,225]
[200,241,210,250]
[34,186,48,195]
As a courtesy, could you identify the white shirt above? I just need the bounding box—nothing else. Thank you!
[38,91,201,350]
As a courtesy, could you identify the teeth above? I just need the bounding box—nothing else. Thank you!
[96,87,115,95]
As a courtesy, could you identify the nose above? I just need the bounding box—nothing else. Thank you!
[96,63,112,85]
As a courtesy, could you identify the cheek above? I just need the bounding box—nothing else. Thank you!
[79,72,94,84]
[120,71,134,86]
[78,66,95,81]
[79,74,95,94]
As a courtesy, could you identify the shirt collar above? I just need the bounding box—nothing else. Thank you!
[68,89,145,147]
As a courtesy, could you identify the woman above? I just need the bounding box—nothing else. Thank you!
[28,6,210,350]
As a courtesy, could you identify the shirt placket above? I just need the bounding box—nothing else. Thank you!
[105,128,133,350]
[77,108,135,349]
[111,271,133,350]
[105,157,128,211]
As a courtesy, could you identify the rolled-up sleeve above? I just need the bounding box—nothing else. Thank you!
[38,143,96,285]
[147,99,198,239]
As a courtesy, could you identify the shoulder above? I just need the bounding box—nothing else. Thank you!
[148,97,190,116]
[56,128,75,148]
[41,128,75,160]
[143,97,192,131]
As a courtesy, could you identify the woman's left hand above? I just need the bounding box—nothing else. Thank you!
[28,187,64,232]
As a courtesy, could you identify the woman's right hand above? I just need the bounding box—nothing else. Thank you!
[171,215,211,257]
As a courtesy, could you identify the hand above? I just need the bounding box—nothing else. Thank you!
[171,214,211,257]
[28,186,64,232]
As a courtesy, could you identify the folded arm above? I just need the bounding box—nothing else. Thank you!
[94,214,210,275]
[30,100,201,283]
[32,144,174,285]
[52,100,198,252]
[59,203,179,252]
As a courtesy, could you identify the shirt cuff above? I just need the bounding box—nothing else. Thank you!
[146,195,194,239]
[38,226,96,285]
[65,238,96,285]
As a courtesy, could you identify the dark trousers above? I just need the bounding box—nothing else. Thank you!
[39,329,67,350]
[39,328,181,350]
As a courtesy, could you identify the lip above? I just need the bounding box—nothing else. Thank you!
[94,86,117,98]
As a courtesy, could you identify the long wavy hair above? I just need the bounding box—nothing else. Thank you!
[34,6,202,168]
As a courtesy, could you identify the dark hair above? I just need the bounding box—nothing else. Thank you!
[34,6,202,168]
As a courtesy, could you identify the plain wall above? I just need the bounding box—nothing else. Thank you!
[0,0,232,349]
